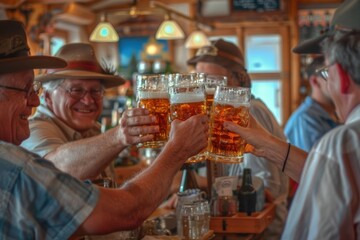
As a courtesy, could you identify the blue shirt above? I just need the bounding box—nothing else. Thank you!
[284,96,339,151]
[0,142,99,240]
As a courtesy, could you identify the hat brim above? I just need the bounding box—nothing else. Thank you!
[36,70,126,89]
[187,55,245,73]
[0,56,67,74]
[292,34,328,54]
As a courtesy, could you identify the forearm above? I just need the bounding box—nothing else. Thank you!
[265,136,307,183]
[46,128,126,180]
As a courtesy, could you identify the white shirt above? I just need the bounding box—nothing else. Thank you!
[282,104,360,239]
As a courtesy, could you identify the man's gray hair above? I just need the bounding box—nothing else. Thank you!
[42,79,64,92]
[322,31,360,85]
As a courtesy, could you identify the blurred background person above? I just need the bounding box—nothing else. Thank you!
[187,39,289,239]
[284,56,339,205]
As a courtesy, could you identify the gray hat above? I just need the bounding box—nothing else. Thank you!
[293,0,360,54]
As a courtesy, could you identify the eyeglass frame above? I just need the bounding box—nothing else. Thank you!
[315,63,335,81]
[0,81,42,97]
[60,85,105,100]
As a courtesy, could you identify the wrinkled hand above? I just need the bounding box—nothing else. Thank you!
[168,114,209,161]
[115,108,159,146]
[224,114,271,158]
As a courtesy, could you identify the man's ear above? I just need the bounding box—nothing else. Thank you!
[335,63,350,93]
[309,74,319,87]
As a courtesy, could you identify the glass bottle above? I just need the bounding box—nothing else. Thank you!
[238,168,256,216]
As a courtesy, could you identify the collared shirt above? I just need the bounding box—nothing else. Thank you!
[282,104,360,239]
[228,97,289,240]
[21,104,115,180]
[284,96,339,152]
[0,142,99,239]
[21,103,100,157]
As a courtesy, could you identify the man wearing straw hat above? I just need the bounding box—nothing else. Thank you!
[187,39,289,239]
[0,19,208,239]
[21,42,159,182]
[223,0,360,238]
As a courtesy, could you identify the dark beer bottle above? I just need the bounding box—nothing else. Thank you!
[238,168,256,216]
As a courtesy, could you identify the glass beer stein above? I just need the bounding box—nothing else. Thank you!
[207,86,251,163]
[136,74,170,148]
[168,73,206,163]
[204,74,227,117]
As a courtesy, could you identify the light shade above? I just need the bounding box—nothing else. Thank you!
[156,20,185,40]
[185,30,211,49]
[90,22,119,42]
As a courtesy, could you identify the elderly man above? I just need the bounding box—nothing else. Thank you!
[21,42,156,181]
[187,39,289,239]
[0,20,208,239]
[224,0,360,238]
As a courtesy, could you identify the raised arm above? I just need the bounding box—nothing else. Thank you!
[74,114,209,236]
[224,115,308,183]
[45,108,159,180]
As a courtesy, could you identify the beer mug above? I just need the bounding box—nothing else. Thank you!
[136,74,170,148]
[204,74,227,117]
[168,73,206,163]
[207,86,251,163]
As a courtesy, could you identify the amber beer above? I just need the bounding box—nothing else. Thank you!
[136,74,169,148]
[137,91,170,148]
[169,73,206,163]
[170,93,206,121]
[208,86,251,163]
[204,74,227,116]
[170,93,206,163]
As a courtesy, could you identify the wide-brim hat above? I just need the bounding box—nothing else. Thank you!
[187,39,246,73]
[36,43,125,89]
[0,20,67,74]
[292,0,360,54]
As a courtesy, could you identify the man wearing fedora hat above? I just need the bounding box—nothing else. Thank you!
[0,20,208,239]
[187,39,289,239]
[224,0,360,238]
[20,42,161,182]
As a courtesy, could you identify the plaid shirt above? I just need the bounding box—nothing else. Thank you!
[0,142,99,240]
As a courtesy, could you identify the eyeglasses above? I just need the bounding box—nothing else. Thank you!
[315,63,334,81]
[0,81,42,97]
[62,86,104,100]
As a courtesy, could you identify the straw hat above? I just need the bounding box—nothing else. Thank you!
[0,20,66,74]
[187,39,247,74]
[293,0,360,54]
[36,43,125,88]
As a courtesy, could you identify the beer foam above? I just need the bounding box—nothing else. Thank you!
[138,91,169,99]
[170,93,205,104]
[215,100,250,108]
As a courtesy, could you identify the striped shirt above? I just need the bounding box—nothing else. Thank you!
[0,142,99,240]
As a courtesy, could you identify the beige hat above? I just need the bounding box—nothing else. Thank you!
[0,20,66,74]
[36,43,125,88]
[293,0,360,54]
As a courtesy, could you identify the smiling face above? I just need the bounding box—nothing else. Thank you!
[45,79,104,133]
[0,70,40,145]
